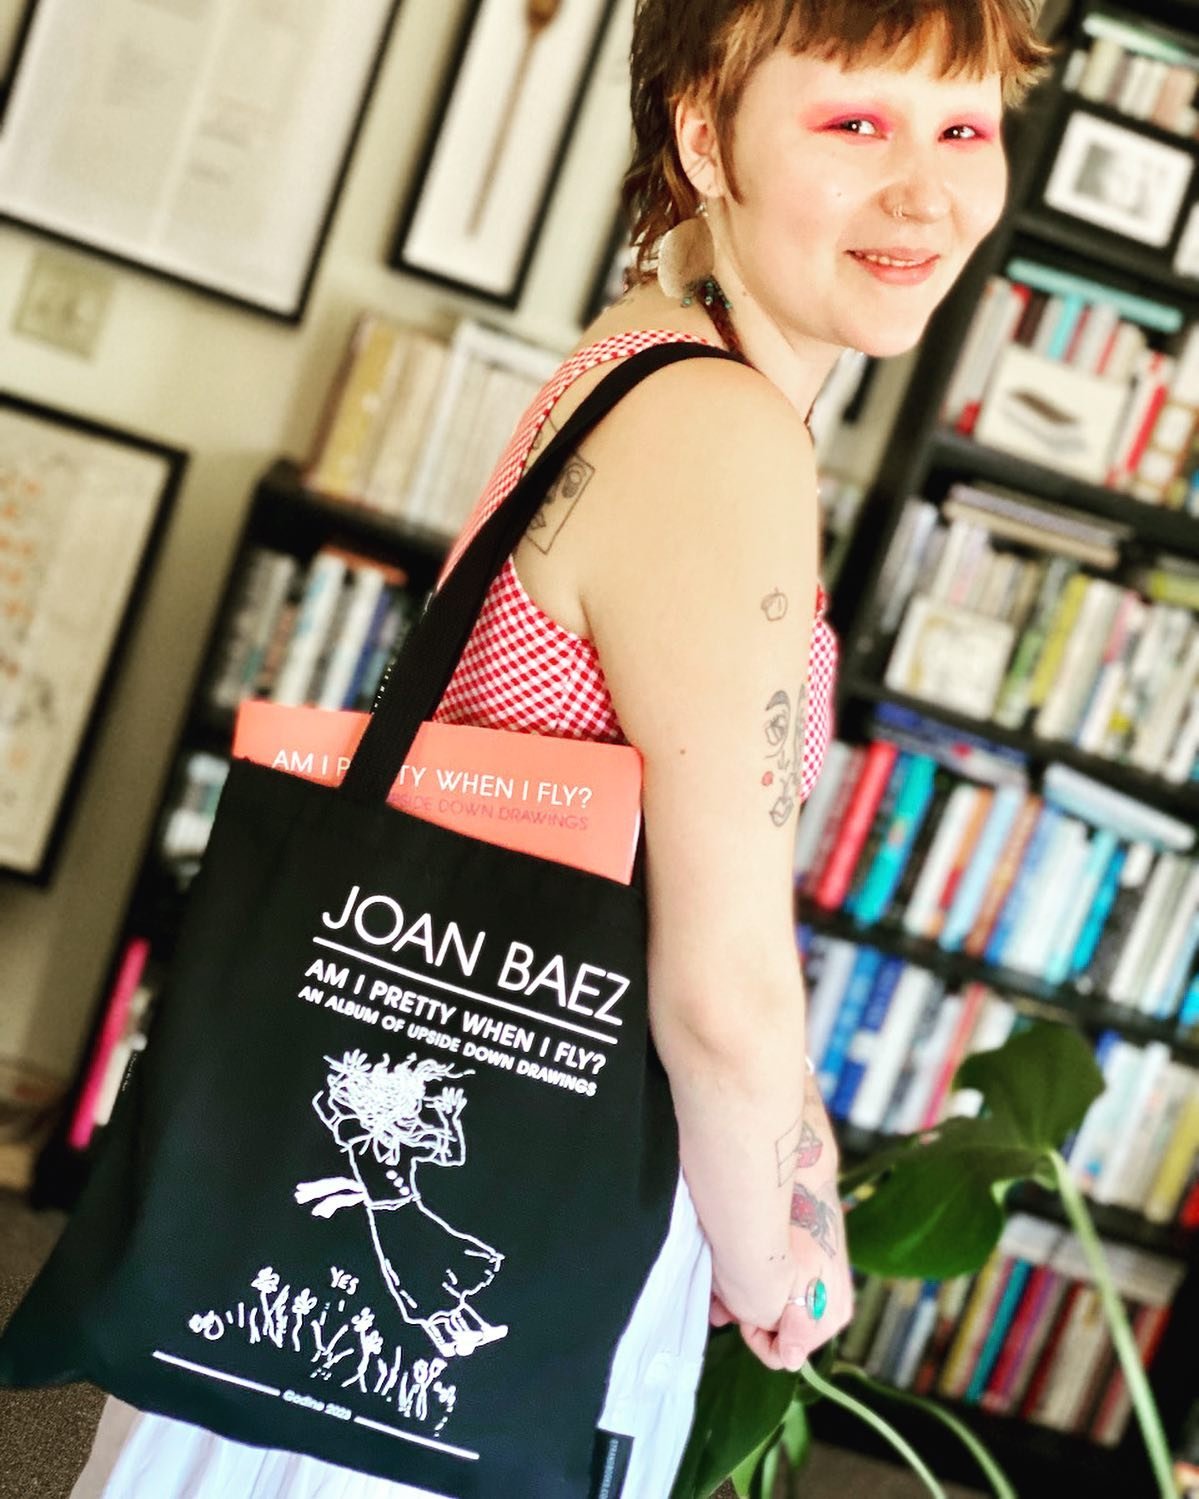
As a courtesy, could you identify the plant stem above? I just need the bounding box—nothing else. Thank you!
[1047,1150,1175,1499]
[833,1362,1016,1499]
[798,1364,948,1499]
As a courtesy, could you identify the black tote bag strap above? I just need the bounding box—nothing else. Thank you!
[340,341,742,804]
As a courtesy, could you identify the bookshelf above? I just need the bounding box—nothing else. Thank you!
[820,0,1199,1484]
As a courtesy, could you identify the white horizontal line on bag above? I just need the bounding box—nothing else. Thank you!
[152,1351,479,1463]
[352,1413,479,1462]
[312,938,619,1046]
[152,1350,280,1397]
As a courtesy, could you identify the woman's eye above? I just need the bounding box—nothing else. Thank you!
[834,118,881,136]
[944,124,981,141]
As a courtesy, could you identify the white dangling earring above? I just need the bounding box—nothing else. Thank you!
[656,201,716,302]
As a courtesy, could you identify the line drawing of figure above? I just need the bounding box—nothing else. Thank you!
[295,1050,508,1361]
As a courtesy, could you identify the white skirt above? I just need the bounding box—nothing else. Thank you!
[71,1179,710,1499]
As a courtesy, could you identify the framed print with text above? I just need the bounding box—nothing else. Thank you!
[0,396,184,881]
[0,0,403,320]
[394,0,616,306]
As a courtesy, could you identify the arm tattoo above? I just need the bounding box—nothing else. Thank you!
[762,588,789,623]
[790,1181,841,1258]
[522,411,595,555]
[762,680,808,828]
[774,1115,824,1186]
[528,452,594,554]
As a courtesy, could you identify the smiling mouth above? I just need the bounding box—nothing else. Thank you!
[849,250,940,268]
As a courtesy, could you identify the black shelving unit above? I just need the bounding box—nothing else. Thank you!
[800,904,1199,1068]
[845,676,1199,823]
[820,0,1199,1485]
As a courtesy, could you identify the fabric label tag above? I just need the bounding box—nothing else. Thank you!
[590,1428,634,1499]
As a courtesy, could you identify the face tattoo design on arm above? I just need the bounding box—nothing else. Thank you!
[762,680,808,828]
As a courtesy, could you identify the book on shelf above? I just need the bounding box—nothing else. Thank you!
[66,936,153,1152]
[943,481,1130,567]
[304,314,560,533]
[159,753,230,869]
[885,594,1015,722]
[1071,9,1199,134]
[796,735,1199,1020]
[870,501,1199,784]
[845,1214,1188,1446]
[205,544,417,718]
[941,263,1199,511]
[389,319,557,537]
[305,316,412,502]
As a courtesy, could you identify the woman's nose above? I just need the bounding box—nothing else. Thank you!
[881,155,953,223]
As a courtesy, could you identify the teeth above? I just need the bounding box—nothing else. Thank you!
[858,253,925,267]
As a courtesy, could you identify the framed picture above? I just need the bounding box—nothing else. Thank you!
[393,0,617,306]
[0,0,403,321]
[1043,111,1194,249]
[0,0,36,128]
[974,344,1131,485]
[0,396,185,881]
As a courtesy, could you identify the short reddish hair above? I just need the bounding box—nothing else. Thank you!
[623,0,1055,278]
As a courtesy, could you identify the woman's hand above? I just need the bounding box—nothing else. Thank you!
[713,1077,854,1372]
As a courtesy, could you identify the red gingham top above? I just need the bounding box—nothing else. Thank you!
[433,330,839,805]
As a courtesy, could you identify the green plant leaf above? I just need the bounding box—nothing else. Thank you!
[730,1426,780,1497]
[670,1330,797,1499]
[845,1118,1045,1278]
[954,1022,1105,1146]
[842,1024,1106,1280]
[780,1400,810,1468]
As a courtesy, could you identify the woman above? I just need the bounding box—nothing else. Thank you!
[71,1,1050,1494]
[295,1052,509,1361]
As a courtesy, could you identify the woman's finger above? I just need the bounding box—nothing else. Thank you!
[709,1294,736,1328]
[740,1322,785,1370]
[775,1298,809,1373]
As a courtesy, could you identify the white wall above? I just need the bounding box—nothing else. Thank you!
[0,0,643,1083]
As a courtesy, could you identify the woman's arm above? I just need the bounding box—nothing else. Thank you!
[577,360,840,1335]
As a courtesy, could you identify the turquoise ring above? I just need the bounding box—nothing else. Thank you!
[804,1277,828,1321]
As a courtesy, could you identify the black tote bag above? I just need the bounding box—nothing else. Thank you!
[0,343,739,1498]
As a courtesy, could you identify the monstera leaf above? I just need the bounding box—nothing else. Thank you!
[843,1023,1104,1279]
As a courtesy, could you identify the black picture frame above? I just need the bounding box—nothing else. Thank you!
[0,0,403,323]
[391,0,617,308]
[0,394,186,883]
[0,0,37,130]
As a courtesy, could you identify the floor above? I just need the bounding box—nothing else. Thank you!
[0,1191,985,1499]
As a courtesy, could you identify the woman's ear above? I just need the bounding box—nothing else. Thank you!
[674,95,727,203]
